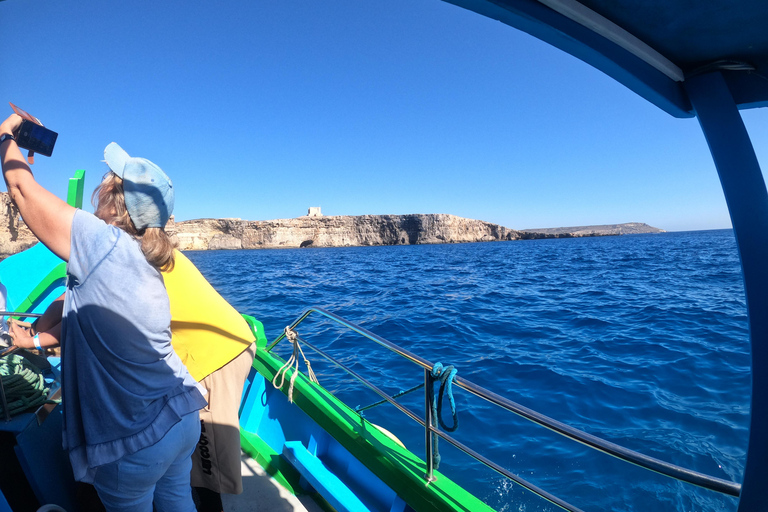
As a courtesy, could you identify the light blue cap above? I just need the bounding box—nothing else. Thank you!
[103,142,174,230]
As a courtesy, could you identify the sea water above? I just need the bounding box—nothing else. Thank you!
[185,229,749,512]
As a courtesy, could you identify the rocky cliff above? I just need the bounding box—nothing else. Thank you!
[0,189,666,256]
[171,214,520,250]
[0,192,37,259]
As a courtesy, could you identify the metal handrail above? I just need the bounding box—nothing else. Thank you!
[270,307,741,499]
[0,311,43,318]
[291,331,585,512]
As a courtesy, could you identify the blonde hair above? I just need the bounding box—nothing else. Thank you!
[92,172,176,271]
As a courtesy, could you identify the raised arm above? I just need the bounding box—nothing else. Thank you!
[1,114,75,262]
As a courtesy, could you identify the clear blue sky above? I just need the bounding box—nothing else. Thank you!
[2,0,767,232]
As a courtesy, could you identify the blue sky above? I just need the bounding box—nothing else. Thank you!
[2,0,766,232]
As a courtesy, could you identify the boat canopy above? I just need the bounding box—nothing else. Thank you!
[443,0,768,117]
[441,2,768,511]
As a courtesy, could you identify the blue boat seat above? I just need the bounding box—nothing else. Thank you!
[282,440,372,512]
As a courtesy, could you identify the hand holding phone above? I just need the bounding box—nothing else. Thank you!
[8,103,58,161]
[16,119,58,157]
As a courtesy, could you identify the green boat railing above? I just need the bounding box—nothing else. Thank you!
[269,307,741,512]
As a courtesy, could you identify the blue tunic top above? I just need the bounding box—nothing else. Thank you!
[61,210,206,482]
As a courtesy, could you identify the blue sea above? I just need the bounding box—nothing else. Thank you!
[185,229,749,512]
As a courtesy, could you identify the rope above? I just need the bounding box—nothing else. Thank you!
[355,383,424,416]
[272,326,319,403]
[0,354,52,418]
[351,361,459,470]
[431,363,459,432]
[429,362,459,470]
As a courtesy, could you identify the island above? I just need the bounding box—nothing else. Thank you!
[168,212,664,251]
[0,192,664,258]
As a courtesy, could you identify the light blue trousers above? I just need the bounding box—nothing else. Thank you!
[92,411,201,512]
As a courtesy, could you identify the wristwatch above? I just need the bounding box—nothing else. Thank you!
[0,133,15,145]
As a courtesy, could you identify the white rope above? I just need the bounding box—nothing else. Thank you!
[272,326,319,403]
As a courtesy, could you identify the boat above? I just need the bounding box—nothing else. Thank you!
[1,0,767,511]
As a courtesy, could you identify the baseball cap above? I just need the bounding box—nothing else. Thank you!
[103,142,174,230]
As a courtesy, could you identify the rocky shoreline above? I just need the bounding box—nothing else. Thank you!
[0,191,664,257]
[167,215,664,250]
[169,214,521,251]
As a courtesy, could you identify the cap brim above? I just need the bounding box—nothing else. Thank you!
[104,142,131,178]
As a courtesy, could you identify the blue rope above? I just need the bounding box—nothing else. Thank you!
[431,362,459,432]
[350,361,459,470]
[429,362,459,470]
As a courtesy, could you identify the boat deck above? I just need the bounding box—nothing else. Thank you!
[223,454,323,512]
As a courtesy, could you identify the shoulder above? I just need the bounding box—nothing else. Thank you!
[72,210,137,249]
[68,211,141,282]
[72,209,111,235]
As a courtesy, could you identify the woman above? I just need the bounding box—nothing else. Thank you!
[0,113,206,512]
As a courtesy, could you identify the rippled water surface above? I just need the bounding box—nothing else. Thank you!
[186,229,749,511]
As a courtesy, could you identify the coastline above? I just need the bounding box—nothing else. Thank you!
[169,214,664,251]
[0,191,664,257]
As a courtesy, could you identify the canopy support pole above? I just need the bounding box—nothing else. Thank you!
[685,71,768,512]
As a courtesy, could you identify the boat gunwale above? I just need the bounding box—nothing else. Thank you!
[241,314,496,512]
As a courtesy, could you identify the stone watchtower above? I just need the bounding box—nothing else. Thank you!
[307,207,322,217]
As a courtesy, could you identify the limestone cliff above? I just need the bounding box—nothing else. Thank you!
[0,189,666,257]
[172,214,520,250]
[0,192,37,259]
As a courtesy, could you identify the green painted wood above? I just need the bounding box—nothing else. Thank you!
[11,169,82,318]
[240,429,304,495]
[243,338,494,512]
[13,262,66,316]
[242,315,268,350]
[67,169,85,208]
[240,427,335,512]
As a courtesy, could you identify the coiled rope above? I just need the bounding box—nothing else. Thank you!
[431,363,459,433]
[353,362,459,470]
[272,326,319,403]
[0,354,52,418]
[429,363,458,469]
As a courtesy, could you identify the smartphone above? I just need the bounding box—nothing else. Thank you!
[16,119,58,157]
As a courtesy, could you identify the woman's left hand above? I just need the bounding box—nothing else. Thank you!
[1,109,75,263]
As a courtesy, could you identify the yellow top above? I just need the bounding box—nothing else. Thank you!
[162,250,255,381]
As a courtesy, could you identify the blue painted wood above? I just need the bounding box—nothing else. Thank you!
[0,242,65,317]
[240,371,402,510]
[282,440,371,512]
[238,368,268,433]
[684,71,768,512]
[444,1,768,116]
[442,0,691,117]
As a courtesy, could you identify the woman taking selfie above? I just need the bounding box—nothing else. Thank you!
[0,112,206,512]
